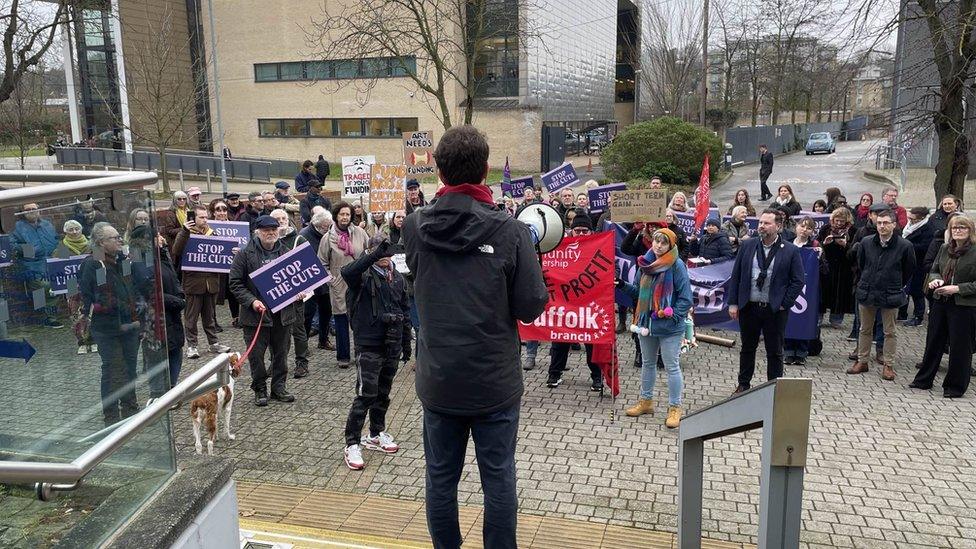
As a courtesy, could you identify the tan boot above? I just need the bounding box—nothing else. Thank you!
[665,406,682,429]
[881,363,896,381]
[625,399,653,417]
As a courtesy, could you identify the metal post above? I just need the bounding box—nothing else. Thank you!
[677,438,705,548]
[206,169,212,192]
[179,169,184,191]
[206,0,229,196]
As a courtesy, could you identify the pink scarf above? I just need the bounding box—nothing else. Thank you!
[336,227,354,257]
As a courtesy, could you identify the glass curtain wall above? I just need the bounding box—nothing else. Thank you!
[73,2,123,146]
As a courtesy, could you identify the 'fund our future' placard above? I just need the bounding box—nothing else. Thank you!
[248,242,331,313]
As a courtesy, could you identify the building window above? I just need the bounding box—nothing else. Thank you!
[469,0,519,98]
[258,118,419,138]
[253,56,416,82]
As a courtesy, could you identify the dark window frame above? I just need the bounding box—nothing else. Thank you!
[253,56,417,83]
[257,117,419,138]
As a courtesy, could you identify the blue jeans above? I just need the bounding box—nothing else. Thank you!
[424,403,519,549]
[784,339,809,358]
[334,313,351,362]
[524,340,539,359]
[637,332,683,405]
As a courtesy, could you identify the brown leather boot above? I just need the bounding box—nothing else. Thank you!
[847,362,869,374]
[625,399,653,417]
[881,363,896,381]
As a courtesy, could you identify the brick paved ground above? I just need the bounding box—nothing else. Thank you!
[164,310,976,548]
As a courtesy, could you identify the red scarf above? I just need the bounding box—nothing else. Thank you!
[434,183,496,205]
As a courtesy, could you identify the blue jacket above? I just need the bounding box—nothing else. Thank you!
[728,236,805,311]
[294,171,319,193]
[12,219,58,278]
[621,260,693,337]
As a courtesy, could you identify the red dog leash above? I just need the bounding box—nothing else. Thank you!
[235,309,266,366]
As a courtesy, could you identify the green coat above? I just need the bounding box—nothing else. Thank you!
[928,243,976,307]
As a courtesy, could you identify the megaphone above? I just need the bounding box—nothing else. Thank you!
[516,202,565,254]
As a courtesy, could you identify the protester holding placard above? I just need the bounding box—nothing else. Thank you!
[157,191,189,251]
[340,236,411,470]
[209,199,232,332]
[173,205,231,360]
[229,215,301,406]
[783,218,822,365]
[722,206,751,254]
[668,192,689,213]
[271,209,312,378]
[618,227,693,428]
[319,202,370,369]
[688,219,735,265]
[404,179,427,216]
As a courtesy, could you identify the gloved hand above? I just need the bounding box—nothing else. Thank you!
[373,239,394,258]
[614,278,625,289]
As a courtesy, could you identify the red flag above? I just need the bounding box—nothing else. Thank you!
[591,343,620,397]
[693,154,711,231]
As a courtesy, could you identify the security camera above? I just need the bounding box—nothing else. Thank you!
[408,92,415,98]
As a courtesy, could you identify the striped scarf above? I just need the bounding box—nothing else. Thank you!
[635,246,678,330]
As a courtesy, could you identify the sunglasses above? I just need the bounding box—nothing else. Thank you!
[215,206,228,211]
[572,228,591,235]
[176,197,187,201]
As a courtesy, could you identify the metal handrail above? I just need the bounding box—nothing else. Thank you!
[0,353,231,500]
[677,378,812,549]
[0,170,158,207]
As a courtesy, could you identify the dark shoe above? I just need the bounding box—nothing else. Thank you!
[848,350,858,361]
[571,343,582,351]
[902,318,923,327]
[846,331,857,342]
[270,389,295,402]
[293,365,309,378]
[847,362,869,375]
[232,318,240,328]
[546,375,562,388]
[633,355,642,369]
[522,356,536,371]
[337,360,351,369]
[795,357,806,365]
[907,381,931,390]
[308,327,319,338]
[943,391,963,399]
[732,385,748,395]
[43,318,64,328]
[784,357,796,365]
[255,390,268,407]
[615,324,626,334]
[590,379,603,392]
[215,323,224,333]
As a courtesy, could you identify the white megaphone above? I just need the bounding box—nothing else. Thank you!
[515,202,565,255]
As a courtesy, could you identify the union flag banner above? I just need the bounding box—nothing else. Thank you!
[518,232,616,344]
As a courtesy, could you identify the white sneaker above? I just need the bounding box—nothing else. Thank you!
[77,345,87,355]
[344,444,365,470]
[185,346,200,359]
[88,344,98,353]
[209,343,231,353]
[362,432,399,454]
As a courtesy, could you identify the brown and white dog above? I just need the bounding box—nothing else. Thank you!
[190,353,241,455]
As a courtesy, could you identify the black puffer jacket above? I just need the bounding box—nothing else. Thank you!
[403,192,547,416]
[690,230,735,263]
[341,244,411,348]
[855,233,915,308]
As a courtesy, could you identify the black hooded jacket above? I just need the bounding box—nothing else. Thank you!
[403,192,548,415]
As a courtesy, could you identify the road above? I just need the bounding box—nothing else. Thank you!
[713,139,888,211]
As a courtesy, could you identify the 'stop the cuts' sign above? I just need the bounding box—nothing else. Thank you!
[403,131,435,176]
[587,183,627,214]
[208,221,249,248]
[541,162,580,193]
[249,242,332,313]
[501,176,534,199]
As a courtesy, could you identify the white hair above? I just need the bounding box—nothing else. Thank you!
[731,205,747,217]
[91,222,116,246]
[311,211,332,229]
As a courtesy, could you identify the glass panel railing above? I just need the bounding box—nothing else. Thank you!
[0,184,176,547]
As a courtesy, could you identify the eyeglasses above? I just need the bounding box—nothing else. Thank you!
[950,226,970,231]
[572,228,591,235]
[215,206,228,211]
[176,197,187,201]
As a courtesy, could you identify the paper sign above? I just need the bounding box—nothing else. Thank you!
[369,164,407,213]
[46,255,89,295]
[588,183,627,214]
[249,242,332,314]
[342,155,375,196]
[392,253,409,274]
[180,235,238,273]
[541,162,580,193]
[208,221,250,248]
[608,189,667,222]
[403,131,435,176]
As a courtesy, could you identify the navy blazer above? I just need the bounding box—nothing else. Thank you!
[728,236,805,311]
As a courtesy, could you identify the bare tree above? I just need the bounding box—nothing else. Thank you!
[640,0,704,118]
[93,5,210,193]
[712,0,750,131]
[0,67,59,167]
[305,0,539,130]
[0,0,81,105]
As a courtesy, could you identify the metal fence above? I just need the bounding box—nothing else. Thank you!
[54,147,274,182]
[726,119,864,166]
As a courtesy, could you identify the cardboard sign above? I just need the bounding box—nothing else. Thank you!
[342,155,375,196]
[501,176,534,199]
[248,242,332,313]
[0,234,12,268]
[588,183,627,214]
[369,164,407,213]
[208,221,250,248]
[46,255,88,295]
[518,232,616,344]
[541,162,580,193]
[608,189,667,222]
[180,235,238,273]
[403,131,435,176]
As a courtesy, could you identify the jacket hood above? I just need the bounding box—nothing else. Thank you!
[413,193,510,253]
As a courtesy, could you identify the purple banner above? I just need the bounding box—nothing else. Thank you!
[46,255,88,295]
[209,220,250,248]
[540,162,580,194]
[588,183,627,214]
[607,221,637,308]
[792,212,830,235]
[721,215,759,236]
[673,208,719,239]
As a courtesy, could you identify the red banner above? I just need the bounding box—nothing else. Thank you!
[693,154,711,232]
[518,232,616,344]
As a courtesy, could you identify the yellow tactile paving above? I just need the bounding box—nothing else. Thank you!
[237,482,756,548]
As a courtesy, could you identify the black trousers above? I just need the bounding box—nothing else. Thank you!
[304,293,332,346]
[549,342,601,382]
[738,302,789,389]
[292,306,309,368]
[345,326,402,446]
[913,299,974,396]
[244,319,292,393]
[759,172,772,198]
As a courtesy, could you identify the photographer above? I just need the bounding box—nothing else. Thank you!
[340,235,411,470]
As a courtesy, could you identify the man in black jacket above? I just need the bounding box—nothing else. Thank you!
[300,180,332,225]
[239,192,265,231]
[315,154,330,182]
[848,210,915,381]
[758,144,774,201]
[228,215,300,406]
[340,236,411,471]
[402,125,548,549]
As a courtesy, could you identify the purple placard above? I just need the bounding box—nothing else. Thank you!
[792,212,830,234]
[208,220,250,248]
[181,235,238,273]
[540,162,580,193]
[673,208,719,238]
[501,175,534,198]
[0,234,12,268]
[248,242,331,313]
[588,183,627,214]
[46,255,89,295]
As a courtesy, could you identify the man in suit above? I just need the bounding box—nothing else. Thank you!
[728,209,805,393]
[758,144,774,201]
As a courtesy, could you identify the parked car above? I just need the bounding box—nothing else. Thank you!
[805,132,835,155]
